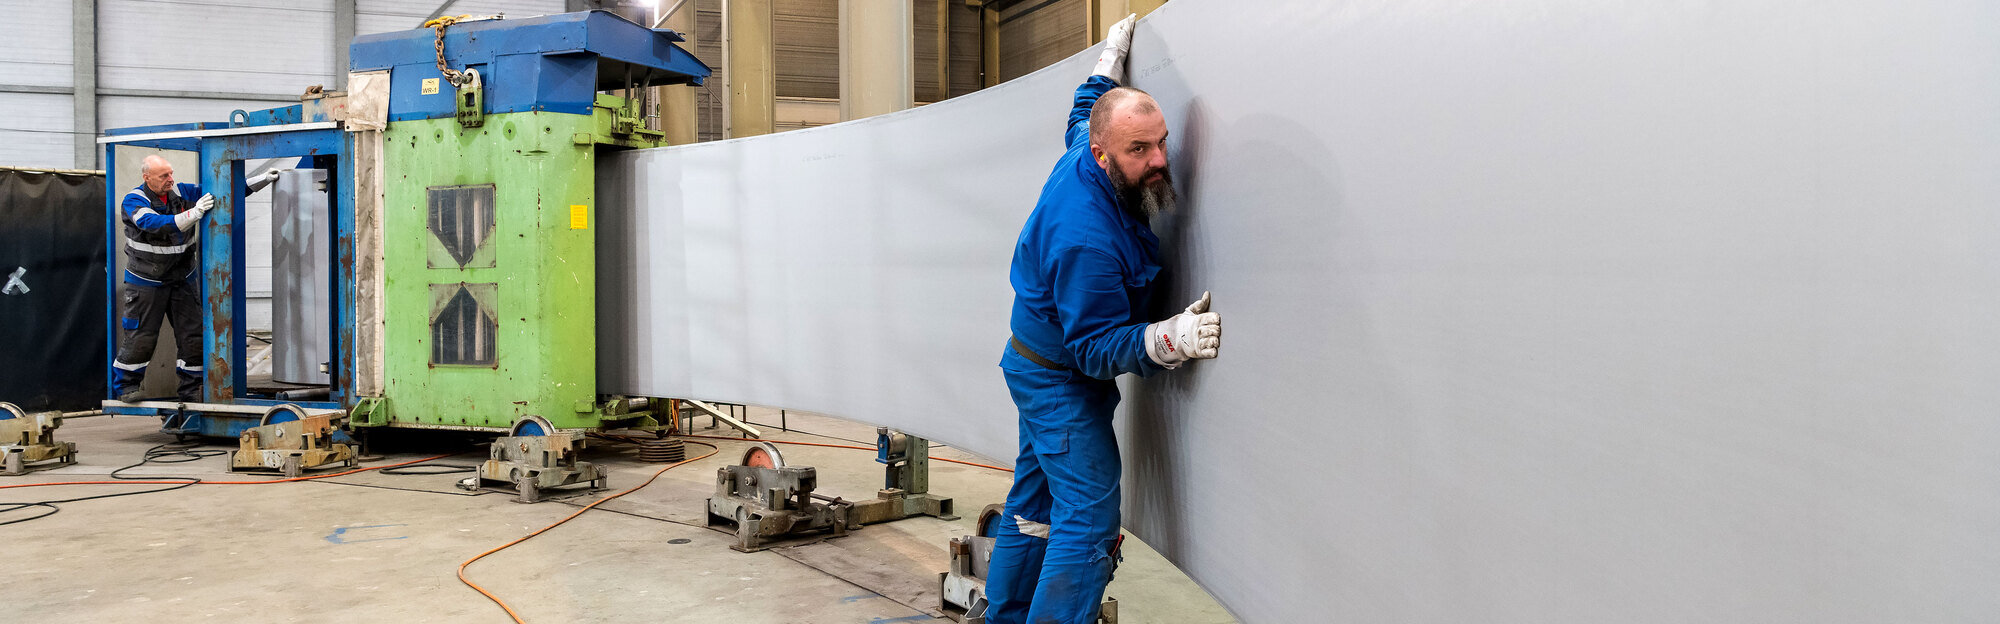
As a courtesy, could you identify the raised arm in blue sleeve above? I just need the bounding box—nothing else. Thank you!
[1064,75,1123,150]
[1049,244,1162,380]
[123,191,177,232]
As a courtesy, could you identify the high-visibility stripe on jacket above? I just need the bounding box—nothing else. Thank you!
[119,182,203,284]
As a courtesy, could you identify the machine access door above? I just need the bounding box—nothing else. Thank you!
[271,169,331,385]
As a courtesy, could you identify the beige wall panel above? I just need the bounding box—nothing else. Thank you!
[998,0,1087,82]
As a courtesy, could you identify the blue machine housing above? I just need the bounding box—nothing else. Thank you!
[349,11,709,122]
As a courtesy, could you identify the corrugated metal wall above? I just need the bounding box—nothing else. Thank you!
[684,0,989,142]
[0,93,76,170]
[98,0,332,95]
[357,0,568,36]
[998,0,1089,83]
[1,3,74,88]
[0,1,80,169]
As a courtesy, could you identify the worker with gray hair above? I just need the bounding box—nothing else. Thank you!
[989,14,1221,624]
[111,155,277,402]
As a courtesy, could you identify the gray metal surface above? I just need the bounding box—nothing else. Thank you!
[600,1,2000,622]
[272,168,330,385]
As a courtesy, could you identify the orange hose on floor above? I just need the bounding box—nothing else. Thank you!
[0,453,461,490]
[676,433,1013,472]
[456,441,720,624]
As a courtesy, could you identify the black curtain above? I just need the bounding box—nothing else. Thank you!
[0,168,107,411]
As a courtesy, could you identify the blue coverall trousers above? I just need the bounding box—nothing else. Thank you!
[986,350,1123,624]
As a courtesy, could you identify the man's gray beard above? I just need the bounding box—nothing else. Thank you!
[1109,161,1177,222]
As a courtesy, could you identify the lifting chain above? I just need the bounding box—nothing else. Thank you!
[423,15,474,87]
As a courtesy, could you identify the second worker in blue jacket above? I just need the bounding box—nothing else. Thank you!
[988,14,1223,624]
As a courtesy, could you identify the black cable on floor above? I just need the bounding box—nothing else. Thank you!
[308,457,483,495]
[0,442,222,527]
[733,418,877,447]
[379,463,478,475]
[307,479,496,497]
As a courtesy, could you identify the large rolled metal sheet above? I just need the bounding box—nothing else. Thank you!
[600,1,2000,622]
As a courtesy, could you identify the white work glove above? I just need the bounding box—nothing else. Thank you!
[175,193,215,231]
[248,168,282,193]
[1091,13,1138,84]
[1144,291,1221,370]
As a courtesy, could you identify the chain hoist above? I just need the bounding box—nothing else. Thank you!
[422,15,475,87]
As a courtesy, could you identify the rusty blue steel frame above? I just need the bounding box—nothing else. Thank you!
[99,118,353,438]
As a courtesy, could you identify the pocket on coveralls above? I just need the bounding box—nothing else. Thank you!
[1031,427,1069,454]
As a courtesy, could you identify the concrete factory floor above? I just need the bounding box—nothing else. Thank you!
[0,407,1235,623]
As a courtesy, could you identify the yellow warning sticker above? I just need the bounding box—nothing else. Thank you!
[570,205,588,230]
[422,78,440,95]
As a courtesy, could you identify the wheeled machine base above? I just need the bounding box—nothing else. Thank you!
[228,404,357,478]
[460,415,608,503]
[1,402,79,475]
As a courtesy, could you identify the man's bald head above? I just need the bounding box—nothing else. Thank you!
[1088,87,1160,146]
[140,155,170,176]
[140,154,177,194]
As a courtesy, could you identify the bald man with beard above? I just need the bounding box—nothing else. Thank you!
[988,14,1222,624]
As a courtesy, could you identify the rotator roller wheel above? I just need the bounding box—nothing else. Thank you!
[261,403,309,427]
[741,441,785,469]
[976,503,1006,539]
[511,414,557,437]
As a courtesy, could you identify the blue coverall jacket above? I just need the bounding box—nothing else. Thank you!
[119,182,205,285]
[988,75,1166,624]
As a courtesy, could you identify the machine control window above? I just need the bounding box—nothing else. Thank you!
[430,283,497,366]
[427,184,497,269]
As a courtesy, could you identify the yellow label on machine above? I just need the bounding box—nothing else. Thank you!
[570,205,588,230]
[421,78,440,95]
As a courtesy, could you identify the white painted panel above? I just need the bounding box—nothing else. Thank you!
[0,93,78,169]
[0,0,75,87]
[357,2,567,39]
[99,0,333,94]
[600,1,2000,622]
[355,13,420,37]
[358,0,566,21]
[98,95,295,131]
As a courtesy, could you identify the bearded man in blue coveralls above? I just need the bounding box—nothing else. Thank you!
[988,14,1223,624]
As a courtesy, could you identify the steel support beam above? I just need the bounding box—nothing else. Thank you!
[425,0,465,22]
[101,88,299,102]
[335,0,355,90]
[723,0,774,137]
[936,0,951,101]
[0,84,71,95]
[1090,0,1166,42]
[682,399,762,438]
[73,0,98,169]
[979,3,999,87]
[3,85,296,103]
[657,1,700,144]
[837,0,912,121]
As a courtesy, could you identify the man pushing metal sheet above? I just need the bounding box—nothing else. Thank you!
[988,15,1222,624]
